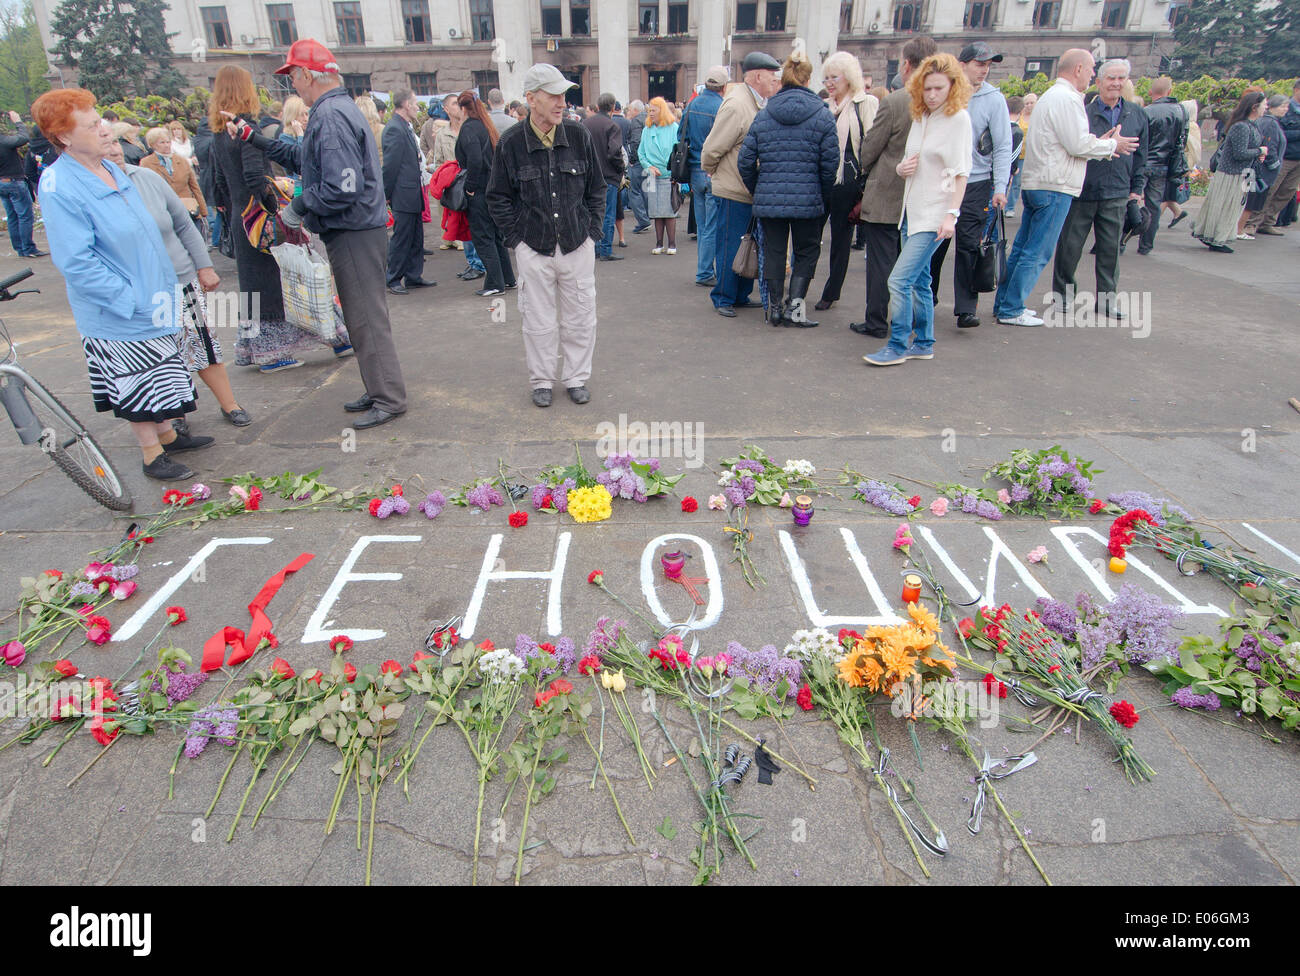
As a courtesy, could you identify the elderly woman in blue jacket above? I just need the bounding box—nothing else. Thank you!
[32,88,214,483]
[738,49,838,326]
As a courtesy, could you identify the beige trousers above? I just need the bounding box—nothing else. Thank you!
[516,238,598,390]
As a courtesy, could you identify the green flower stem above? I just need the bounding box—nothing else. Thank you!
[324,745,357,835]
[206,740,245,819]
[227,746,268,842]
[267,732,317,809]
[41,716,85,767]
[167,738,185,800]
[250,734,304,830]
[513,741,544,886]
[366,736,382,885]
[582,728,635,844]
[594,581,664,637]
[471,770,489,887]
[612,691,655,790]
[398,667,473,794]
[355,754,363,850]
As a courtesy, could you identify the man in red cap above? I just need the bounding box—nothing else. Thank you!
[229,38,406,430]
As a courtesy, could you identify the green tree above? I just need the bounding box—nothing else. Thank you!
[0,0,52,112]
[49,0,186,103]
[1258,0,1299,79]
[1172,0,1270,77]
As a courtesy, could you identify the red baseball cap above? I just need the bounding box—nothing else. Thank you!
[274,38,339,75]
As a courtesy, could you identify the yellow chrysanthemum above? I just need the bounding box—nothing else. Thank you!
[858,655,885,691]
[837,654,866,687]
[880,641,916,682]
[899,623,936,652]
[907,602,941,634]
[567,485,613,523]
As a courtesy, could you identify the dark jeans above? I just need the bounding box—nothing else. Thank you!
[759,215,821,285]
[1051,196,1126,303]
[386,208,425,286]
[710,196,755,309]
[1139,171,1168,253]
[627,164,650,229]
[862,221,900,334]
[467,192,515,292]
[0,179,36,255]
[597,182,618,256]
[819,194,857,303]
[929,177,993,316]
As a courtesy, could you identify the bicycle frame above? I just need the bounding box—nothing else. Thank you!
[0,364,46,446]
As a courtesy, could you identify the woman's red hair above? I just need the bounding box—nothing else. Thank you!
[209,65,261,133]
[458,90,500,148]
[31,88,97,149]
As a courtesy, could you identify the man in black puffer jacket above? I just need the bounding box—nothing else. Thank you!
[737,51,837,327]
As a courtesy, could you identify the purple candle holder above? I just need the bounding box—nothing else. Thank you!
[792,495,814,526]
[661,550,686,579]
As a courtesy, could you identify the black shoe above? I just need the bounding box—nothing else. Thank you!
[716,306,737,318]
[1206,243,1234,253]
[423,247,435,255]
[632,225,650,234]
[221,407,253,427]
[567,385,590,405]
[463,268,486,281]
[956,313,981,329]
[142,453,194,481]
[475,287,504,297]
[1136,247,1152,255]
[23,248,48,257]
[697,277,717,287]
[171,417,191,438]
[387,283,408,295]
[1096,302,1127,321]
[404,277,436,287]
[850,242,865,251]
[506,282,517,290]
[353,406,403,430]
[1168,212,1188,229]
[163,433,216,453]
[456,269,470,279]
[344,394,374,413]
[532,388,552,408]
[849,321,889,338]
[784,276,818,327]
[617,241,628,247]
[596,253,624,261]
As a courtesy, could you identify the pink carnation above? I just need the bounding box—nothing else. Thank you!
[997,488,1011,505]
[929,497,949,517]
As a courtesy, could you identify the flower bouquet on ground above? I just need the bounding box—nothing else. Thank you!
[4,558,142,659]
[841,467,922,517]
[138,469,374,534]
[983,446,1099,518]
[452,475,507,512]
[724,504,765,588]
[966,605,1155,783]
[595,451,683,502]
[929,481,1006,520]
[1147,586,1300,736]
[718,445,820,506]
[580,617,657,791]
[1089,490,1192,524]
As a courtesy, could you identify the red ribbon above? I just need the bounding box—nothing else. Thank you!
[200,553,315,672]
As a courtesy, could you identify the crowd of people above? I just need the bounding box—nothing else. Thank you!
[4,35,1299,482]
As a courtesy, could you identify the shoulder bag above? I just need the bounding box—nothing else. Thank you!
[732,214,760,279]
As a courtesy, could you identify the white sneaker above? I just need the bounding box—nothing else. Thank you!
[666,247,677,255]
[651,246,664,255]
[1236,233,1255,241]
[998,310,1045,327]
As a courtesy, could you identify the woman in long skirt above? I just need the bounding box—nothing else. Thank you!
[1192,92,1267,253]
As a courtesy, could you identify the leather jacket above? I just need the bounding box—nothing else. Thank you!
[1143,97,1188,173]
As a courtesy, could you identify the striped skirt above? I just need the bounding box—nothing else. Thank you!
[178,280,223,372]
[82,333,197,423]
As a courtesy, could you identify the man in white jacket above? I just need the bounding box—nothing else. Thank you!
[993,49,1140,327]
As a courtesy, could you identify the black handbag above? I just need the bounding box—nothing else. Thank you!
[442,170,469,212]
[973,208,1005,294]
[669,103,692,183]
[832,107,868,211]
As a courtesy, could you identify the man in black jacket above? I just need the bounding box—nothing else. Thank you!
[1138,76,1187,254]
[231,38,406,430]
[581,92,625,261]
[382,90,433,293]
[487,63,606,408]
[1050,59,1147,319]
[1,110,45,257]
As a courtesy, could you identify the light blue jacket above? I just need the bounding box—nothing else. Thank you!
[638,121,679,173]
[967,81,1013,193]
[40,153,179,342]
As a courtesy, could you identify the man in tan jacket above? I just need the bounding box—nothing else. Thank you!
[701,51,780,317]
[850,35,936,338]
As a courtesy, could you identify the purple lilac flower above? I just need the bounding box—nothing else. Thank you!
[110,564,139,581]
[1036,476,1053,494]
[725,641,801,698]
[375,497,396,519]
[959,493,979,514]
[1106,490,1192,526]
[513,633,575,677]
[1069,474,1092,495]
[466,482,505,511]
[151,666,208,706]
[975,500,1003,520]
[1262,632,1285,647]
[213,708,239,746]
[1100,584,1183,664]
[68,581,96,598]
[184,709,216,758]
[553,478,575,514]
[724,483,746,507]
[1234,633,1260,661]
[1010,484,1031,503]
[391,496,410,515]
[1035,597,1079,640]
[633,489,648,503]
[647,458,661,473]
[583,617,625,659]
[530,484,552,509]
[418,490,447,519]
[735,460,765,474]
[739,475,757,499]
[1171,687,1222,711]
[857,480,910,516]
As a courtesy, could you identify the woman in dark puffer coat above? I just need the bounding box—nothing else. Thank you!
[738,49,838,326]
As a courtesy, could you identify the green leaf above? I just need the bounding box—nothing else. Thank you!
[1226,627,1244,650]
[655,816,678,840]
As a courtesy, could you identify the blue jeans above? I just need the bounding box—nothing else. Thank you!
[1007,167,1022,211]
[993,188,1075,319]
[464,240,486,274]
[886,218,942,354]
[690,168,718,282]
[210,208,224,247]
[627,164,650,229]
[710,196,755,309]
[0,179,36,255]
[597,182,618,256]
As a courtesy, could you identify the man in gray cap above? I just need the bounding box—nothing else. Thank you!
[487,63,608,408]
[928,40,1012,330]
[700,51,781,317]
[681,65,728,286]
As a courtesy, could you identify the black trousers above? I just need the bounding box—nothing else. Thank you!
[386,208,424,286]
[760,215,821,285]
[929,177,993,316]
[819,194,857,303]
[1051,196,1125,301]
[862,221,900,334]
[467,192,515,292]
[1139,170,1168,253]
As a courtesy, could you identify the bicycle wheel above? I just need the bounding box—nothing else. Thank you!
[18,374,133,512]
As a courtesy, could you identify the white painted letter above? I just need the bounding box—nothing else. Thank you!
[302,535,423,643]
[777,527,902,627]
[640,534,723,628]
[461,532,572,638]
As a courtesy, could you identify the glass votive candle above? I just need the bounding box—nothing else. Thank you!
[901,573,923,604]
[661,550,686,579]
[792,495,814,526]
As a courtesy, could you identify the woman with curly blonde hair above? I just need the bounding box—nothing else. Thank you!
[864,53,971,366]
[355,94,385,163]
[637,96,681,253]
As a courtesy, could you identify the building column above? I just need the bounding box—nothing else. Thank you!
[496,0,533,101]
[696,0,728,86]
[597,0,630,103]
[796,0,843,91]
[931,0,966,32]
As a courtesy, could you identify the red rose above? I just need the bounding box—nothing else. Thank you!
[796,683,814,711]
[380,659,403,676]
[907,495,922,508]
[1109,700,1139,729]
[391,485,404,496]
[343,662,357,683]
[587,570,604,585]
[368,498,383,516]
[85,615,112,645]
[265,632,279,649]
[54,660,78,677]
[837,628,861,644]
[44,569,63,580]
[508,510,528,528]
[88,676,113,694]
[550,678,574,695]
[477,639,496,652]
[538,642,556,655]
[578,654,602,675]
[270,657,295,680]
[534,688,557,708]
[412,649,436,667]
[681,496,699,513]
[306,669,323,685]
[330,635,353,654]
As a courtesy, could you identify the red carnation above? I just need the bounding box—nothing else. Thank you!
[957,618,975,639]
[1089,499,1105,514]
[270,657,295,680]
[587,570,604,585]
[984,623,1001,641]
[330,635,353,655]
[368,498,383,516]
[51,695,79,722]
[478,639,496,652]
[85,615,112,645]
[380,659,403,676]
[305,669,324,686]
[44,569,63,580]
[89,715,119,746]
[245,486,263,511]
[343,662,357,683]
[87,675,113,694]
[166,606,187,625]
[54,659,78,677]
[534,689,557,708]
[538,642,556,655]
[1109,700,1139,729]
[837,628,861,644]
[907,495,922,508]
[391,485,404,497]
[508,510,528,528]
[578,654,602,675]
[680,496,699,513]
[550,678,573,695]
[796,683,814,711]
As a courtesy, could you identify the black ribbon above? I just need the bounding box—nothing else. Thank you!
[875,749,949,857]
[711,743,752,789]
[754,737,781,785]
[967,750,1037,834]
